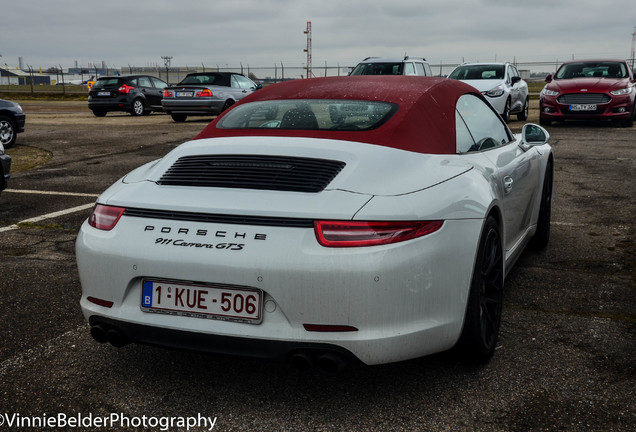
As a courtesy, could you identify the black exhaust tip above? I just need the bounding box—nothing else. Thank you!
[290,352,314,371]
[89,325,109,344]
[106,328,129,347]
[317,353,347,373]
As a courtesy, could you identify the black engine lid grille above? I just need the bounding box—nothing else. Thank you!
[158,155,346,192]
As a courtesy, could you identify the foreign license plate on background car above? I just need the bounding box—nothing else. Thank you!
[141,279,262,323]
[97,91,110,96]
[570,104,597,111]
[176,91,194,97]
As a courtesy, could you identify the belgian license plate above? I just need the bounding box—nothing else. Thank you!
[176,91,194,97]
[97,91,110,96]
[570,104,596,111]
[141,279,262,323]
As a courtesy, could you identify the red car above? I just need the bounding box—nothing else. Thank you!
[539,59,636,127]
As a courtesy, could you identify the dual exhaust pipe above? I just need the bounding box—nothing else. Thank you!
[90,324,129,348]
[290,350,348,373]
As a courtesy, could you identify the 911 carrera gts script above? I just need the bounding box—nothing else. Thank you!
[155,238,244,250]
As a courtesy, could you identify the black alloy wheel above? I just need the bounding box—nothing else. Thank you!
[456,216,504,362]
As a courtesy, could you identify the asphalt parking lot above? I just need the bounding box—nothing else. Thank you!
[0,100,634,432]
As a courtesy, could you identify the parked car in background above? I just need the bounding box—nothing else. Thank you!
[448,62,529,123]
[539,59,636,127]
[162,72,261,122]
[0,99,26,148]
[349,56,433,76]
[0,141,11,196]
[88,75,168,117]
[77,76,553,370]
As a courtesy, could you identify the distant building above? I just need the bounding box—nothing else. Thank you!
[0,66,51,85]
[519,69,531,80]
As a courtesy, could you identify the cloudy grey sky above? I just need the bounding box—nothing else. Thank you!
[2,0,635,75]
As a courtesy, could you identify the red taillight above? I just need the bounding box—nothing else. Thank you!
[118,84,135,94]
[88,204,125,231]
[314,220,443,247]
[163,89,174,97]
[196,89,213,97]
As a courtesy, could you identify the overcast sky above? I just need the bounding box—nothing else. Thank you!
[2,0,635,75]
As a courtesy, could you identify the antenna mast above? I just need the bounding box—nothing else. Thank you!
[304,21,314,78]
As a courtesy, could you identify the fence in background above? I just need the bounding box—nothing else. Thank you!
[1,58,635,96]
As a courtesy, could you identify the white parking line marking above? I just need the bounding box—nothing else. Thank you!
[4,189,99,198]
[0,203,95,232]
[1,189,97,232]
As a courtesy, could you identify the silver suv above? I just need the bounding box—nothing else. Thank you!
[350,56,433,76]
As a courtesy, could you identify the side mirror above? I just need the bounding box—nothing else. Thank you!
[255,83,263,90]
[511,76,521,85]
[545,74,553,83]
[520,123,550,151]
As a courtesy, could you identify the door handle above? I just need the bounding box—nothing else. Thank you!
[503,176,514,193]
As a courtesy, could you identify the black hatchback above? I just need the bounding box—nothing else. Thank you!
[88,75,168,117]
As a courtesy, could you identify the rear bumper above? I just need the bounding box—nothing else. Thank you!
[162,99,225,115]
[88,96,132,112]
[88,315,361,367]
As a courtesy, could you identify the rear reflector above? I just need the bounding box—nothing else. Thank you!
[87,296,114,308]
[314,220,443,247]
[88,204,126,231]
[303,324,358,332]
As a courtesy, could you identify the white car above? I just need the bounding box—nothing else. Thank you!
[76,76,553,370]
[448,62,529,123]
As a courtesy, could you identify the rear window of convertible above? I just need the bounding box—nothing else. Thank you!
[217,100,397,131]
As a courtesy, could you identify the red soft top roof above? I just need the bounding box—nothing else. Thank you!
[195,76,481,155]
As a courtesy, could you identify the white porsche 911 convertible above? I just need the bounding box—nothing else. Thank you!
[76,76,553,370]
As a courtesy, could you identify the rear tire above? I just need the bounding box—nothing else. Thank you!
[530,160,553,250]
[221,99,235,112]
[171,113,187,122]
[456,216,504,363]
